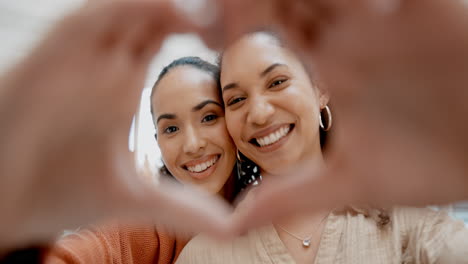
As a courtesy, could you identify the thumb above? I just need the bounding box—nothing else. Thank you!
[113,167,234,239]
[230,157,360,235]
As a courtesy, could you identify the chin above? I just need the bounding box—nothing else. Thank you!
[263,158,297,175]
[201,183,220,195]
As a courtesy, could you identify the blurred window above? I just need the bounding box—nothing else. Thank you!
[453,202,468,225]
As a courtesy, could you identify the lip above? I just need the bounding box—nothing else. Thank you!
[248,124,295,153]
[249,123,292,139]
[181,154,221,180]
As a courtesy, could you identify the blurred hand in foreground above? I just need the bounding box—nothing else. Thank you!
[0,0,232,250]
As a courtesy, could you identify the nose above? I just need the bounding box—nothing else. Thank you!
[182,126,207,155]
[246,95,275,126]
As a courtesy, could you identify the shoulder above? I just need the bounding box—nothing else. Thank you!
[388,206,466,240]
[48,222,179,264]
[392,206,468,263]
[391,206,458,228]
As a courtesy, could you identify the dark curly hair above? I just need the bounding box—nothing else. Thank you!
[217,30,391,226]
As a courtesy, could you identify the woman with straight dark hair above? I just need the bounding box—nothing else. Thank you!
[43,57,245,264]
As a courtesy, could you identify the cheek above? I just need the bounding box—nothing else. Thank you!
[158,140,180,172]
[206,123,237,170]
[220,136,236,156]
[298,99,319,125]
[290,95,322,145]
[220,137,237,168]
[286,86,320,122]
[212,122,237,152]
[225,112,244,145]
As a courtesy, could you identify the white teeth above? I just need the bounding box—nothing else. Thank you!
[255,125,291,147]
[187,156,219,173]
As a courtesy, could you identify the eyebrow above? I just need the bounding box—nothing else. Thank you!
[156,113,176,124]
[222,63,287,93]
[260,63,286,77]
[192,100,222,112]
[222,82,238,93]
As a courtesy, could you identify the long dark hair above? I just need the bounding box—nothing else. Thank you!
[149,56,245,202]
[150,56,220,116]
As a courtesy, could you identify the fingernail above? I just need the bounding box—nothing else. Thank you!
[172,0,218,28]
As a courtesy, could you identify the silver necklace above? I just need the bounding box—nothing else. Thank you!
[275,212,330,248]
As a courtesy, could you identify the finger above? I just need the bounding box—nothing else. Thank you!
[154,181,234,238]
[114,1,201,61]
[110,2,203,129]
[110,161,234,238]
[275,0,333,51]
[140,181,234,239]
[231,160,356,235]
[135,3,202,63]
[85,1,202,128]
[74,0,198,54]
[198,0,276,50]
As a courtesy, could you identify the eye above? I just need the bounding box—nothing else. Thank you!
[269,78,288,89]
[163,126,179,134]
[227,97,246,106]
[202,114,218,123]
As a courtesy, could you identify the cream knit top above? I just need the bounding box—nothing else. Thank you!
[176,207,468,264]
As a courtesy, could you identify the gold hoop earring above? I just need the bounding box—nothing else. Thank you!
[319,105,333,132]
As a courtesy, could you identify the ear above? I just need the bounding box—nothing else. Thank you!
[318,88,330,109]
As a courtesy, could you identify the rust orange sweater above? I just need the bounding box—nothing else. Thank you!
[45,223,188,264]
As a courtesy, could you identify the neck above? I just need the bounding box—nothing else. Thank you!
[275,209,330,226]
[261,145,326,178]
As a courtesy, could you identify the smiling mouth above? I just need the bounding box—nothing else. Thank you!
[183,155,220,173]
[249,124,295,147]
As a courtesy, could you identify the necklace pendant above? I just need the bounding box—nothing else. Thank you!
[302,239,311,247]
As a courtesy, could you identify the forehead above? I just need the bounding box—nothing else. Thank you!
[152,66,220,114]
[221,34,299,79]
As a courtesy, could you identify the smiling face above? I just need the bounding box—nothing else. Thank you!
[220,33,329,174]
[152,65,236,194]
